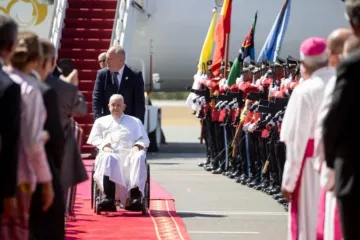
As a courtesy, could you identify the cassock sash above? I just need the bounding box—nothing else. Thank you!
[290,139,314,240]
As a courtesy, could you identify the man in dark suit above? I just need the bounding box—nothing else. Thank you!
[92,46,145,122]
[0,14,20,221]
[29,40,66,240]
[323,0,360,239]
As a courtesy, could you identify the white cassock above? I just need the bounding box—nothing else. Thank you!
[87,114,150,204]
[314,76,343,240]
[280,66,335,240]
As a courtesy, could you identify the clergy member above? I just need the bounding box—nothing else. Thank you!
[87,94,150,211]
[280,37,335,240]
[314,28,351,240]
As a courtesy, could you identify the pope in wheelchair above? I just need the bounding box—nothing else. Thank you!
[87,94,150,212]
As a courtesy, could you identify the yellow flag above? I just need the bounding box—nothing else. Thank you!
[197,8,217,74]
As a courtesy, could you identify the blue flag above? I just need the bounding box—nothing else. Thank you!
[257,0,291,62]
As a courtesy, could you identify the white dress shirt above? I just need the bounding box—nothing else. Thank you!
[115,65,125,88]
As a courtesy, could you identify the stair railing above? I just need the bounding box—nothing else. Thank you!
[111,0,152,60]
[49,0,68,55]
[110,0,123,47]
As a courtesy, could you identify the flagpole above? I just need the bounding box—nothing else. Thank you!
[224,33,230,79]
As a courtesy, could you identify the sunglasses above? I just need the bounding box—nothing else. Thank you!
[99,59,105,63]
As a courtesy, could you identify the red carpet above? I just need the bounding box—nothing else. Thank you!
[60,1,189,238]
[65,199,190,240]
[65,161,190,239]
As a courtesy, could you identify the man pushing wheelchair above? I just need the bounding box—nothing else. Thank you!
[87,94,150,212]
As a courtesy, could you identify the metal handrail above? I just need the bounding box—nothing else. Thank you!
[110,0,123,47]
[49,0,67,55]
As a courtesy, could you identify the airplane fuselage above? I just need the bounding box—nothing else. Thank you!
[129,0,347,91]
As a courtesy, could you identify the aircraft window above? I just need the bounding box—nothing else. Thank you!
[215,0,224,7]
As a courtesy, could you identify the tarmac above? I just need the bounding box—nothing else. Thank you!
[147,100,288,240]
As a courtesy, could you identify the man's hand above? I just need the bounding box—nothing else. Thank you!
[43,130,50,144]
[102,143,113,152]
[60,69,79,86]
[281,188,292,202]
[132,145,144,153]
[2,197,17,219]
[41,181,54,212]
[103,147,113,152]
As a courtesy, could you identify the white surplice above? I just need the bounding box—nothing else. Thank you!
[87,114,150,204]
[280,66,335,240]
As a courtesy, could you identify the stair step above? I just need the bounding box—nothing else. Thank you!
[78,70,98,80]
[81,144,96,153]
[72,59,99,70]
[81,153,93,159]
[79,124,93,135]
[58,48,108,60]
[86,102,92,113]
[62,28,112,39]
[81,91,92,102]
[60,38,110,49]
[78,80,95,91]
[68,0,117,9]
[64,19,114,29]
[75,113,94,125]
[66,8,116,19]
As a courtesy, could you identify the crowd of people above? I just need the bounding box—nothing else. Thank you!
[0,14,88,240]
[0,10,150,238]
[189,0,360,239]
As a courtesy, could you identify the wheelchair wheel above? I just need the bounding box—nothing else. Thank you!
[91,163,95,209]
[95,201,101,215]
[95,191,102,215]
[93,183,98,213]
[141,164,150,216]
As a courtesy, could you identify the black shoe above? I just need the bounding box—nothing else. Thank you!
[247,179,261,188]
[212,168,222,174]
[204,163,217,171]
[263,184,274,193]
[244,177,254,185]
[198,159,210,167]
[98,199,117,212]
[269,186,281,195]
[235,174,246,183]
[253,181,267,190]
[284,204,289,212]
[125,199,142,211]
[229,170,240,179]
[272,193,283,200]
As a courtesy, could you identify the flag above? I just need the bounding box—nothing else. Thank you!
[257,0,291,62]
[227,12,258,86]
[211,0,233,76]
[197,8,217,74]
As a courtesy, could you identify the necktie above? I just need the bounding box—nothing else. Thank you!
[113,72,119,90]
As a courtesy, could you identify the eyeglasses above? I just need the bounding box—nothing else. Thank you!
[98,59,105,63]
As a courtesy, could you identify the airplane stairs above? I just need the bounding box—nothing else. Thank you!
[57,0,118,159]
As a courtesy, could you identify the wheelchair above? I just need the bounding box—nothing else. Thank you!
[90,152,151,216]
